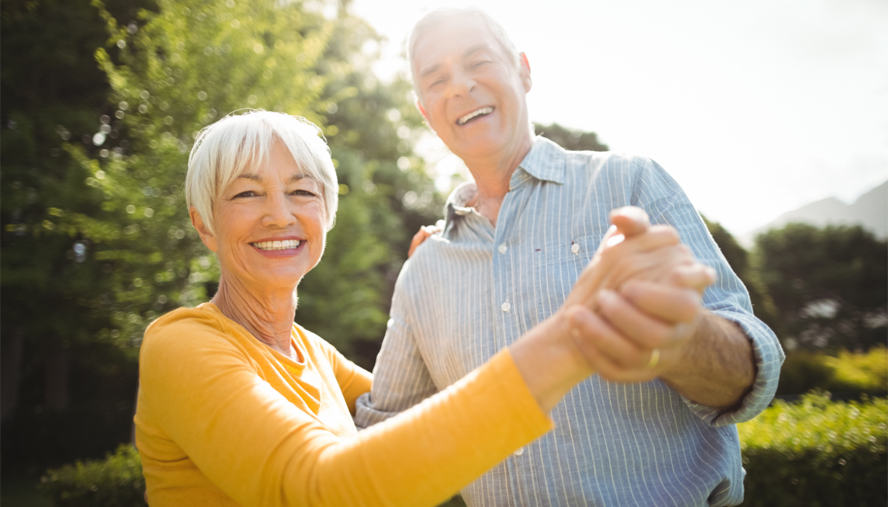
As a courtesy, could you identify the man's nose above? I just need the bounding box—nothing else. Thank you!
[261,193,296,228]
[449,67,476,97]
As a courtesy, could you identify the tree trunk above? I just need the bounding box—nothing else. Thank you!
[44,348,69,412]
[1,328,25,420]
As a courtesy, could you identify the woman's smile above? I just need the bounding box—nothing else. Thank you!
[250,236,307,258]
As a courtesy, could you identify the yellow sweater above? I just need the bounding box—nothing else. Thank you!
[135,304,552,506]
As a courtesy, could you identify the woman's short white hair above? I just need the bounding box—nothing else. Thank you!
[185,110,338,235]
[407,7,520,100]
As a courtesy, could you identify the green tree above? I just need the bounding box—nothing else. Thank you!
[701,216,779,332]
[1,0,155,472]
[534,122,608,151]
[295,6,442,366]
[754,223,887,351]
[1,0,441,473]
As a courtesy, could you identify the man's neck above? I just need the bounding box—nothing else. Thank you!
[461,137,533,227]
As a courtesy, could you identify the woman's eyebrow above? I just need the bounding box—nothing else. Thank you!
[288,174,315,184]
[235,173,312,183]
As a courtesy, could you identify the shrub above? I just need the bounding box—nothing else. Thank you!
[826,346,888,393]
[738,392,887,506]
[777,347,888,396]
[39,444,146,507]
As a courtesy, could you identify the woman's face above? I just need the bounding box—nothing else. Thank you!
[192,141,327,293]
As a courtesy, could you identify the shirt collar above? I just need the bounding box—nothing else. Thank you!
[514,135,568,186]
[442,136,567,233]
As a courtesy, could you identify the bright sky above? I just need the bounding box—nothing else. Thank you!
[350,0,888,236]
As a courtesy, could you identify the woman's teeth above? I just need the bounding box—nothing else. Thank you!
[252,240,301,250]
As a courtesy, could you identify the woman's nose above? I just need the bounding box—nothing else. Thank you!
[261,193,296,228]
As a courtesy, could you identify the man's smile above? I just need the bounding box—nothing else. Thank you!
[456,107,494,125]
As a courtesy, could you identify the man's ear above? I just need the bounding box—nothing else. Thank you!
[519,52,532,93]
[415,97,433,130]
[189,206,218,252]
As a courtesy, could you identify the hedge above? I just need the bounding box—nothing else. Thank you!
[738,391,888,506]
[39,444,147,507]
[777,346,887,396]
[41,394,887,506]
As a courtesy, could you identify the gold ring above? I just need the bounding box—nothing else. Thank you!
[647,349,660,369]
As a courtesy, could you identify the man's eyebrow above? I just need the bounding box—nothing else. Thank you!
[419,63,441,79]
[462,44,487,59]
[418,44,489,79]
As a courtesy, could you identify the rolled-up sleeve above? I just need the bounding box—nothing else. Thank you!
[633,157,785,426]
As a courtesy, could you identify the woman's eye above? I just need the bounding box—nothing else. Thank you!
[233,190,257,198]
[471,60,490,68]
[291,189,317,197]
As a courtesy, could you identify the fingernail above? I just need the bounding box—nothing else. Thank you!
[599,289,616,305]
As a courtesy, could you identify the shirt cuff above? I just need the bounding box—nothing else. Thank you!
[680,309,785,427]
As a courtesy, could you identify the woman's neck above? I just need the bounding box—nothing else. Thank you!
[210,275,298,358]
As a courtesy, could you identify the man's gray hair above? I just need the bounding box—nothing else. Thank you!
[407,7,521,100]
[185,110,339,235]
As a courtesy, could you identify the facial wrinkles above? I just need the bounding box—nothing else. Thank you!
[211,155,326,292]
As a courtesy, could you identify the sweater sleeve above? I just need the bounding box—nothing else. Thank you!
[315,337,372,415]
[139,315,552,507]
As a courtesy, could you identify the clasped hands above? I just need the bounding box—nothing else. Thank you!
[561,207,716,384]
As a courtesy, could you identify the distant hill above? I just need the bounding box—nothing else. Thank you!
[740,180,887,246]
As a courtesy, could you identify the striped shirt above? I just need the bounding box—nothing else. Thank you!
[354,136,784,507]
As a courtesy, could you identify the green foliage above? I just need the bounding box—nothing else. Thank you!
[1,0,152,470]
[39,444,146,507]
[2,0,441,476]
[754,223,887,351]
[702,216,779,331]
[738,392,888,506]
[293,7,442,365]
[827,346,888,393]
[779,347,888,396]
[534,122,608,152]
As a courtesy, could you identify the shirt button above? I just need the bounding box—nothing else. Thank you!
[501,302,511,312]
[571,243,580,254]
[498,244,507,254]
[514,447,524,456]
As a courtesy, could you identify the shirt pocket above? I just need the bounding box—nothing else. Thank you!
[528,234,601,320]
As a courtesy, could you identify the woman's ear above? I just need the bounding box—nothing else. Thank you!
[189,207,218,252]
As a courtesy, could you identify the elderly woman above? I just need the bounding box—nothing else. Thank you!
[134,110,710,506]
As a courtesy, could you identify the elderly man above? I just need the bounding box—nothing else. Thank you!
[355,7,783,507]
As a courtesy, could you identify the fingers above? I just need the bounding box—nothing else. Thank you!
[566,305,658,383]
[597,290,672,349]
[596,207,651,253]
[619,281,703,324]
[571,225,685,310]
[407,225,440,258]
[609,206,651,239]
[668,264,717,294]
[596,243,694,292]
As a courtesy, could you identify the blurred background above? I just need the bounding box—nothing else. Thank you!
[1,0,885,505]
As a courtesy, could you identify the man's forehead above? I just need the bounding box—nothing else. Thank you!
[417,43,493,76]
[412,17,501,66]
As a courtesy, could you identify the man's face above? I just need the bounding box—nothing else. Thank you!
[412,15,532,163]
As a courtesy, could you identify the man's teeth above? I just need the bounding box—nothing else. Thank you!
[252,240,301,251]
[457,107,493,125]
